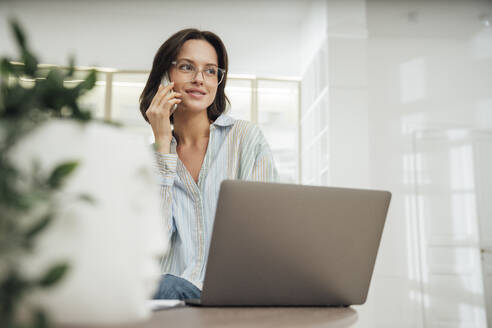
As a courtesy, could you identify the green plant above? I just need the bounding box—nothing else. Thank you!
[0,18,105,328]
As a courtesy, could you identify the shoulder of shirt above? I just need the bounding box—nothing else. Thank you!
[229,122,269,159]
[229,118,263,141]
[213,113,258,136]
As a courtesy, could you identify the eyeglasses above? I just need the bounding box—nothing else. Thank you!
[171,60,226,86]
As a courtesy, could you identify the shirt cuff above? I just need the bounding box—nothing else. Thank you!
[154,151,178,186]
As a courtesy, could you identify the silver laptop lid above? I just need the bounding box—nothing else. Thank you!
[201,180,391,306]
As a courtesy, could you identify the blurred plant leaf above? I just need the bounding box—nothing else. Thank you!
[47,161,78,189]
[1,18,111,328]
[10,18,26,51]
[22,49,38,77]
[0,58,18,81]
[10,18,38,78]
[0,270,32,321]
[38,263,69,288]
[74,69,97,96]
[66,54,75,78]
[32,308,49,328]
[45,69,64,90]
[78,193,96,205]
[25,213,53,240]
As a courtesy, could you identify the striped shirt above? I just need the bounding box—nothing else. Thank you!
[152,113,279,290]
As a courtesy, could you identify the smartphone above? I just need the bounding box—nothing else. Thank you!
[161,72,178,113]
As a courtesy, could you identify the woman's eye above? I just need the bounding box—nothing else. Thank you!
[180,64,193,71]
[206,68,217,75]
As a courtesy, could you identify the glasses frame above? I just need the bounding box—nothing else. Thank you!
[171,60,226,86]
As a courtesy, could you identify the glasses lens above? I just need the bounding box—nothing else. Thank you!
[177,60,193,72]
[176,60,224,85]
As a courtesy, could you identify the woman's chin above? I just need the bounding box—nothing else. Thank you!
[177,105,209,114]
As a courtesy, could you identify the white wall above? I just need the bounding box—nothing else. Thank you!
[299,0,328,76]
[299,0,370,188]
[367,19,492,328]
[300,0,492,327]
[326,0,370,189]
[0,0,306,76]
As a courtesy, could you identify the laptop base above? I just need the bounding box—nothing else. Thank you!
[184,298,351,307]
[185,298,201,306]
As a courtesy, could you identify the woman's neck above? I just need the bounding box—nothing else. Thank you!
[172,110,212,146]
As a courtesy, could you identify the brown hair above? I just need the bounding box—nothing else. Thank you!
[139,28,230,125]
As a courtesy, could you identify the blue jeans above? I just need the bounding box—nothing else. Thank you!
[152,274,201,300]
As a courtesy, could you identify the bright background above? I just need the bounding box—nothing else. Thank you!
[2,0,491,327]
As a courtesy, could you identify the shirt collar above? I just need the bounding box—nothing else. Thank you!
[169,113,234,146]
[211,113,235,127]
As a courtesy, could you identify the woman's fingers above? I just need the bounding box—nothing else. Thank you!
[147,82,183,118]
[156,82,177,103]
[157,89,182,108]
[167,97,182,104]
[151,83,174,105]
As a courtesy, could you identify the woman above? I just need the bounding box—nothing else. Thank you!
[139,28,279,300]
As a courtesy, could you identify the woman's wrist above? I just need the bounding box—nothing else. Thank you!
[154,136,173,154]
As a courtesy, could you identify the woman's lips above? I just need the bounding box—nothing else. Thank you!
[186,90,206,99]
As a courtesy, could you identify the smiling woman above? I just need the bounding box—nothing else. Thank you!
[139,29,279,301]
[139,29,230,129]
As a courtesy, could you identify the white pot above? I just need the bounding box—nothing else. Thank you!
[9,119,168,325]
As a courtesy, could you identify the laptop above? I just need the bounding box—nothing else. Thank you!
[185,180,391,307]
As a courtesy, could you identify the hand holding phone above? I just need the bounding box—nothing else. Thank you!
[161,73,178,114]
[145,74,182,152]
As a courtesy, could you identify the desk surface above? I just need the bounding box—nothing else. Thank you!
[68,306,358,328]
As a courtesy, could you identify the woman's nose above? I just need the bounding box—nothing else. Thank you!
[191,77,204,86]
[191,69,206,83]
